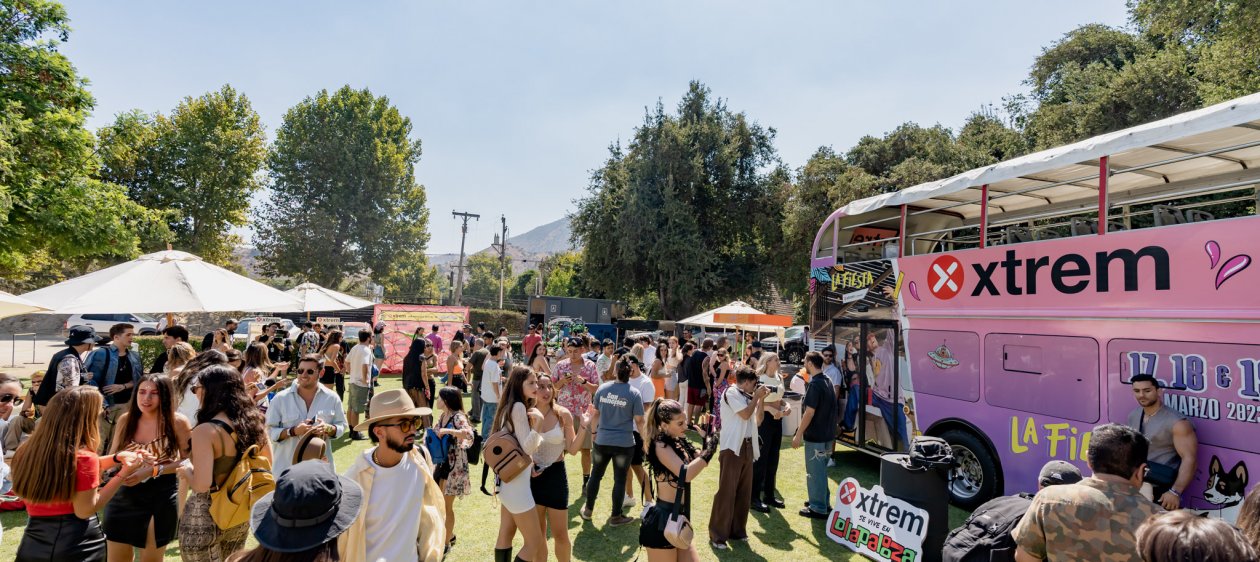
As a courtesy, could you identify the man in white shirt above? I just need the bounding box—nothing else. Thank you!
[267,354,348,476]
[339,389,443,562]
[625,355,655,508]
[709,366,768,550]
[480,344,504,436]
[345,330,375,441]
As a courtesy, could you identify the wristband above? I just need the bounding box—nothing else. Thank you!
[152,463,160,478]
[113,453,121,464]
[1169,489,1181,498]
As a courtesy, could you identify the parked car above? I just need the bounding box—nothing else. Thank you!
[760,325,809,365]
[235,318,299,342]
[67,313,161,336]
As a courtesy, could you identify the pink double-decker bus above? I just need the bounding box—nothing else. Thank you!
[808,92,1260,519]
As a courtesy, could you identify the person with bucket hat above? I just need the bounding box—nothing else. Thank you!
[227,461,362,561]
[32,325,97,408]
[338,389,446,562]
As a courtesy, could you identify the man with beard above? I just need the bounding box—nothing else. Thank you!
[1125,374,1198,509]
[340,389,445,562]
[267,354,347,475]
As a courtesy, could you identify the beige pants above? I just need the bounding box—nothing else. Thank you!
[99,404,127,453]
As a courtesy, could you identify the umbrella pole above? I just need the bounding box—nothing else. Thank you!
[166,312,173,328]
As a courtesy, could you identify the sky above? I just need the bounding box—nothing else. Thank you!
[61,1,1130,254]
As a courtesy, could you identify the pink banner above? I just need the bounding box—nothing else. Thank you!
[372,304,469,374]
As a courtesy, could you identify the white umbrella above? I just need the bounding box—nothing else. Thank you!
[0,289,49,318]
[284,282,375,312]
[20,249,304,314]
[677,300,782,332]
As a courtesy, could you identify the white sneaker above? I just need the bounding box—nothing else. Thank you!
[643,499,655,509]
[623,495,637,508]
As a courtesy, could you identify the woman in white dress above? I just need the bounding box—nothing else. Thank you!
[491,365,546,562]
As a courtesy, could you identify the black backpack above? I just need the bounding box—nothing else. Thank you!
[941,493,1033,562]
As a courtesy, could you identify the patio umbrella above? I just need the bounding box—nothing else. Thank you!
[0,290,49,318]
[20,249,304,314]
[284,282,375,313]
[677,301,782,332]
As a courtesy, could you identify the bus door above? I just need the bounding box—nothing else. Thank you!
[833,319,906,452]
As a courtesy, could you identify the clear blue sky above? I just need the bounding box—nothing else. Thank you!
[62,1,1129,254]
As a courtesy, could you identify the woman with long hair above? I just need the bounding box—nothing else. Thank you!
[317,330,344,399]
[527,341,552,377]
[640,398,717,562]
[1239,485,1260,553]
[13,386,149,561]
[530,373,585,561]
[663,337,682,401]
[401,338,428,420]
[241,342,290,411]
[165,342,196,376]
[104,374,193,562]
[223,349,243,372]
[175,350,228,426]
[491,366,546,562]
[709,348,735,434]
[177,365,273,562]
[649,344,667,406]
[750,352,788,513]
[446,340,468,392]
[434,386,474,554]
[211,330,232,354]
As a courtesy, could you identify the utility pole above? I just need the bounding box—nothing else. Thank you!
[491,215,509,309]
[452,210,480,306]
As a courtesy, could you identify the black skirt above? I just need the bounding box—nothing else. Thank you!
[640,499,688,550]
[319,365,337,385]
[17,514,107,562]
[102,473,178,548]
[530,460,569,511]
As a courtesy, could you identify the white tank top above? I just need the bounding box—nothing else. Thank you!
[532,417,566,469]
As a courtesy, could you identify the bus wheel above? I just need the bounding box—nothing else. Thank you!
[941,429,998,510]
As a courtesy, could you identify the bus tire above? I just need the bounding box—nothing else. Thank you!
[940,429,999,510]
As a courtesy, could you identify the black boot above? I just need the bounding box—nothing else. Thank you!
[494,547,513,562]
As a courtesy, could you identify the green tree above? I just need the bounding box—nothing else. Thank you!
[98,85,267,263]
[256,86,431,287]
[460,252,506,302]
[0,0,168,284]
[572,82,784,319]
[509,269,539,300]
[540,251,585,298]
[773,148,880,298]
[1131,0,1260,103]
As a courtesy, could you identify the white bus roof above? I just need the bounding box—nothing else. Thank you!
[835,91,1260,221]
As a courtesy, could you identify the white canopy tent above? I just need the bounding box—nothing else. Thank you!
[677,301,785,334]
[0,290,48,318]
[285,282,375,313]
[21,249,304,314]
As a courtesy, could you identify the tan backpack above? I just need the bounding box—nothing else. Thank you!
[206,419,276,530]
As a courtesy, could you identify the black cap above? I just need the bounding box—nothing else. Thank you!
[250,461,363,553]
[750,341,763,349]
[65,325,96,347]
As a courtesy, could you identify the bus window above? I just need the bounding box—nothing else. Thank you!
[907,330,979,402]
[816,220,836,260]
[984,334,1100,424]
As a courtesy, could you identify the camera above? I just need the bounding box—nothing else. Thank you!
[757,383,779,393]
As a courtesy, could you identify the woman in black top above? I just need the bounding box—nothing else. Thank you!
[401,338,428,418]
[640,398,717,561]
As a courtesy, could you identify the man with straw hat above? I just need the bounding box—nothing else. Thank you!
[338,389,447,561]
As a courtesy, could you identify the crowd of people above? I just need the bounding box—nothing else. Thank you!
[1,319,1259,561]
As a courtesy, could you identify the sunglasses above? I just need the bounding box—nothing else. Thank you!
[377,418,420,433]
[297,368,319,375]
[0,394,17,404]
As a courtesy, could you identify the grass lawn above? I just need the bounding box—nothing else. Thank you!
[0,375,969,561]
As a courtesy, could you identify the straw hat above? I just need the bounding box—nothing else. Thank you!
[353,389,431,431]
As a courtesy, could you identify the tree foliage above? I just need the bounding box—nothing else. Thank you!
[256,86,433,288]
[572,82,784,319]
[97,85,266,264]
[540,250,585,298]
[460,252,506,302]
[1131,0,1260,103]
[0,0,168,286]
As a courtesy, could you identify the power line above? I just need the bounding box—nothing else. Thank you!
[451,210,480,306]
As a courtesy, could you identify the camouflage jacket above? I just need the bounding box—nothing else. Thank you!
[1012,476,1162,561]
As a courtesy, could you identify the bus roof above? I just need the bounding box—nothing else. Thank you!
[831,91,1260,222]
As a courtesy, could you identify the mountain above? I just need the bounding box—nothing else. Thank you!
[430,216,574,275]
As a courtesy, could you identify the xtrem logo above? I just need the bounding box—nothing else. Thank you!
[831,267,875,291]
[970,246,1170,296]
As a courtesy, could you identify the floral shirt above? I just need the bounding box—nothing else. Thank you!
[554,357,598,416]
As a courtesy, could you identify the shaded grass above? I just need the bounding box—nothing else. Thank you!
[0,375,969,560]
